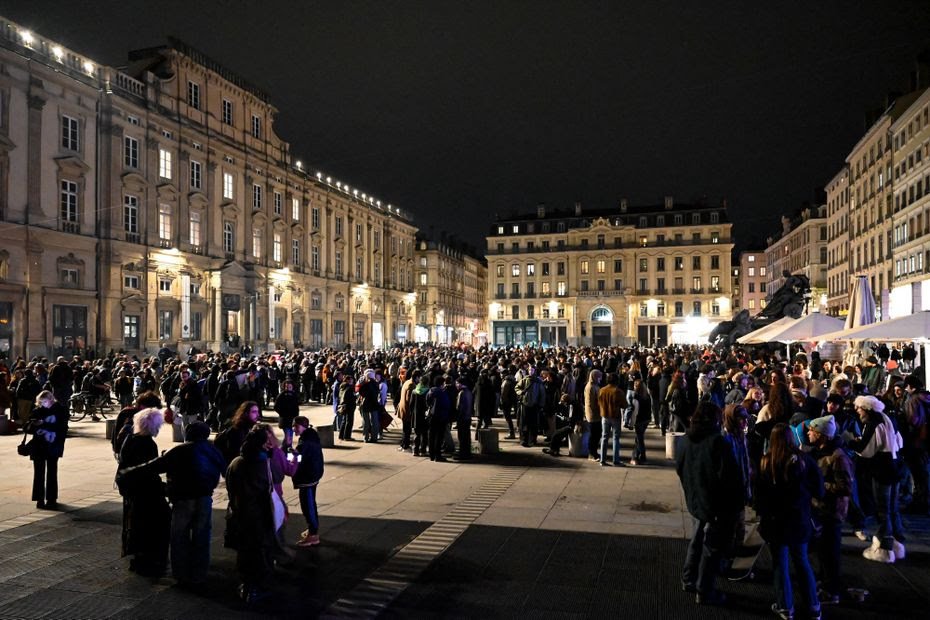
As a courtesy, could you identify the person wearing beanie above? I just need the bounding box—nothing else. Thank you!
[808,415,854,604]
[848,395,906,563]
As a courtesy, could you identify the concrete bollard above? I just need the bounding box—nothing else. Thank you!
[665,432,685,460]
[568,430,587,457]
[105,418,118,440]
[316,424,335,448]
[476,428,499,454]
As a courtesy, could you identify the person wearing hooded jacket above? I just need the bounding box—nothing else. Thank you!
[411,374,430,456]
[676,401,743,606]
[847,395,906,562]
[807,414,855,605]
[584,369,603,461]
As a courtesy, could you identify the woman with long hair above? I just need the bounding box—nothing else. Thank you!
[665,371,689,433]
[629,379,652,465]
[755,423,824,620]
[215,400,260,464]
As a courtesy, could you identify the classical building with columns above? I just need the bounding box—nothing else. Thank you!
[486,198,735,347]
[0,17,417,359]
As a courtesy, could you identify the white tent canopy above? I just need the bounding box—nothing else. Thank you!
[736,316,794,345]
[761,312,846,344]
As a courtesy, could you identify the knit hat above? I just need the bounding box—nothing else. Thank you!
[853,395,885,413]
[809,415,837,438]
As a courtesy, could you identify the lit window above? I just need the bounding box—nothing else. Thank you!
[189,211,201,246]
[158,149,172,179]
[512,264,520,277]
[273,233,282,262]
[190,160,201,189]
[597,260,605,273]
[292,198,300,221]
[253,184,262,210]
[223,172,234,199]
[527,263,535,276]
[420,272,427,285]
[497,226,504,234]
[223,222,234,253]
[274,191,282,215]
[557,281,566,296]
[760,267,767,276]
[512,225,519,234]
[253,228,263,259]
[158,204,172,240]
[581,260,589,274]
[61,269,79,286]
[123,195,138,234]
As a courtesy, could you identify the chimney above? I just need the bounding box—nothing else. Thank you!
[574,201,582,216]
[620,198,628,213]
[536,202,546,218]
[664,196,674,210]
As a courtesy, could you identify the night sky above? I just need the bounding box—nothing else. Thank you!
[8,1,930,250]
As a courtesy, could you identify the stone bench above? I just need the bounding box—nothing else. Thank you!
[316,424,335,448]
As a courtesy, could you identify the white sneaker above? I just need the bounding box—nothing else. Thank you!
[862,545,895,563]
[854,529,869,542]
[892,539,906,560]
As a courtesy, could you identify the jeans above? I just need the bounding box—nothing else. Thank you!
[872,479,904,549]
[299,485,319,535]
[683,516,732,595]
[360,408,377,442]
[770,542,819,615]
[818,518,843,596]
[32,457,59,503]
[632,422,647,461]
[600,417,622,464]
[170,496,213,584]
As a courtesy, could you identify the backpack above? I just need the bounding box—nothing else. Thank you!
[522,378,544,408]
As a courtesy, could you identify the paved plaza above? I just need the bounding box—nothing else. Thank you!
[0,403,927,618]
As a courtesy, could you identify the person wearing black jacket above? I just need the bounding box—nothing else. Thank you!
[676,401,743,606]
[48,357,73,405]
[292,416,325,547]
[142,422,225,587]
[274,380,300,449]
[176,368,203,430]
[111,392,163,456]
[27,391,68,509]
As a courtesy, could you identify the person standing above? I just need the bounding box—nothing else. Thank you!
[396,370,417,451]
[584,369,603,461]
[454,377,473,460]
[426,376,452,462]
[412,374,430,457]
[597,373,627,466]
[755,423,824,620]
[676,401,742,607]
[630,378,652,465]
[27,391,68,510]
[273,380,300,450]
[337,373,357,441]
[515,367,545,447]
[499,370,518,439]
[292,416,325,547]
[807,414,854,605]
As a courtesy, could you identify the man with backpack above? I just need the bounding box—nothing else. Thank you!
[515,366,545,447]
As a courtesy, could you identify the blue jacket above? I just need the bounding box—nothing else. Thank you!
[426,386,452,422]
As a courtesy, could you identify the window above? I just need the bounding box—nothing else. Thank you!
[252,184,262,210]
[541,281,551,295]
[748,255,756,262]
[190,282,201,297]
[692,256,701,269]
[355,223,363,243]
[639,278,647,291]
[190,160,201,189]
[557,261,565,275]
[692,213,700,224]
[189,211,201,246]
[527,263,535,276]
[420,272,427,285]
[542,262,550,276]
[61,115,79,151]
[657,277,665,291]
[692,276,701,290]
[512,225,519,234]
[60,180,79,230]
[639,259,647,272]
[162,129,172,139]
[252,228,263,259]
[711,231,719,244]
[223,172,234,199]
[158,204,172,241]
[614,279,623,290]
[355,257,362,280]
[526,305,535,319]
[123,195,138,234]
[251,114,262,139]
[512,305,520,319]
[711,275,720,290]
[640,303,648,317]
[60,268,79,286]
[711,302,720,316]
[311,245,320,271]
[748,282,755,293]
[223,222,234,253]
[159,279,172,292]
[760,267,767,276]
[711,255,720,269]
[311,293,322,310]
[597,260,605,274]
[557,281,566,296]
[748,267,755,277]
[335,251,342,275]
[127,115,139,126]
[158,148,172,179]
[581,260,589,274]
[273,191,282,215]
[674,214,683,225]
[657,257,665,271]
[749,299,755,309]
[274,290,283,303]
[159,310,173,340]
[124,275,139,289]
[760,282,767,292]
[292,198,300,221]
[512,264,520,277]
[222,99,233,125]
[191,312,202,340]
[124,136,138,168]
[674,256,683,270]
[187,81,200,109]
[657,303,665,317]
[693,301,702,316]
[335,216,343,237]
[674,302,683,317]
[311,207,319,229]
[273,233,282,262]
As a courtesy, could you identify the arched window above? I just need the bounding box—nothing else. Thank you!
[591,307,613,322]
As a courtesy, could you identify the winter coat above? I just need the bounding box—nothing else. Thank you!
[598,384,627,419]
[273,390,300,429]
[456,386,474,424]
[722,429,752,505]
[293,427,325,487]
[754,453,824,545]
[144,439,225,500]
[474,374,497,419]
[676,425,744,522]
[584,370,602,423]
[27,403,68,460]
[500,376,517,409]
[848,410,905,485]
[396,378,415,421]
[810,437,854,523]
[225,452,275,552]
[426,386,452,423]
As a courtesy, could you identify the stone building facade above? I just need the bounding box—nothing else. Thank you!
[737,252,768,314]
[764,206,828,313]
[486,198,735,347]
[0,18,417,359]
[825,168,850,316]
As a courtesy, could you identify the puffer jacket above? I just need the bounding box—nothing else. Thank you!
[810,436,854,522]
[584,370,602,423]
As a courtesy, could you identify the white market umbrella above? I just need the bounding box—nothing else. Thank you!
[818,310,930,388]
[736,316,795,345]
[762,312,846,343]
[843,275,877,366]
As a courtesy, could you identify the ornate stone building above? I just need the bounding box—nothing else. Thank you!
[825,168,850,316]
[414,234,487,345]
[486,198,735,347]
[764,206,828,313]
[0,17,417,358]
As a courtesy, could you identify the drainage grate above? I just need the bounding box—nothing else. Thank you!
[325,466,526,618]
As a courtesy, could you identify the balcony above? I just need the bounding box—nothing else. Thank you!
[509,293,521,299]
[125,232,140,244]
[494,292,507,300]
[158,239,173,249]
[60,219,80,234]
[190,244,204,255]
[709,286,722,294]
[578,290,625,298]
[672,288,686,294]
[635,289,650,296]
[655,288,668,295]
[524,292,536,298]
[691,288,704,294]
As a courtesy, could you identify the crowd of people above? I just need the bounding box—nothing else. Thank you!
[2,339,927,613]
